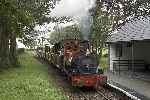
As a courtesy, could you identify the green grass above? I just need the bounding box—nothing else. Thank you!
[0,52,67,100]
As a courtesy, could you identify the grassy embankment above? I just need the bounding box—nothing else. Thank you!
[0,52,67,100]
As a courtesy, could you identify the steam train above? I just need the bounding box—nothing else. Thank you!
[36,39,107,88]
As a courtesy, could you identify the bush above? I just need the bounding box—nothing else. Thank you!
[17,48,25,54]
[103,53,108,57]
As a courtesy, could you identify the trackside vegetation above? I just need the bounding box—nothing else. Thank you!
[0,52,67,100]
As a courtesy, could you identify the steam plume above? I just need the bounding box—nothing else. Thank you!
[51,0,96,40]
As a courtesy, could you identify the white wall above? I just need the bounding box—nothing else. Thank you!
[109,41,150,71]
[109,43,116,71]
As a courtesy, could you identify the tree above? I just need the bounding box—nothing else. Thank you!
[0,0,59,68]
[49,24,82,45]
[90,1,114,63]
[98,0,150,28]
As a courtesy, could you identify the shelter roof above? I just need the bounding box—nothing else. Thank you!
[107,17,150,43]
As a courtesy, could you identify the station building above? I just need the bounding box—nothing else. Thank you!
[106,16,150,99]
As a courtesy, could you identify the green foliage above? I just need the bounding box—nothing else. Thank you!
[49,24,82,44]
[17,48,25,54]
[0,52,67,100]
[91,7,112,63]
[98,0,150,28]
[103,53,108,57]
[99,57,108,70]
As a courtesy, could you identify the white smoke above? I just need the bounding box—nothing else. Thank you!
[51,0,96,40]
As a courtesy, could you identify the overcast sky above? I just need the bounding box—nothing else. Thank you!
[51,0,95,17]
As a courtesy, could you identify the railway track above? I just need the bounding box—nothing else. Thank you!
[78,90,114,100]
[78,90,90,100]
[75,85,130,100]
[96,91,112,100]
[96,86,117,100]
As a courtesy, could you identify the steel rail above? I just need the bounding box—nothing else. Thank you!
[95,85,116,100]
[79,91,90,100]
[96,90,112,100]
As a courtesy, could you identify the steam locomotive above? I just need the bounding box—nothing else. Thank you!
[36,39,107,88]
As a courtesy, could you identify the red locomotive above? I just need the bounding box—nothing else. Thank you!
[62,39,107,87]
[36,39,107,88]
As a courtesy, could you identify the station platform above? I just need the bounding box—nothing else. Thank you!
[105,71,150,100]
